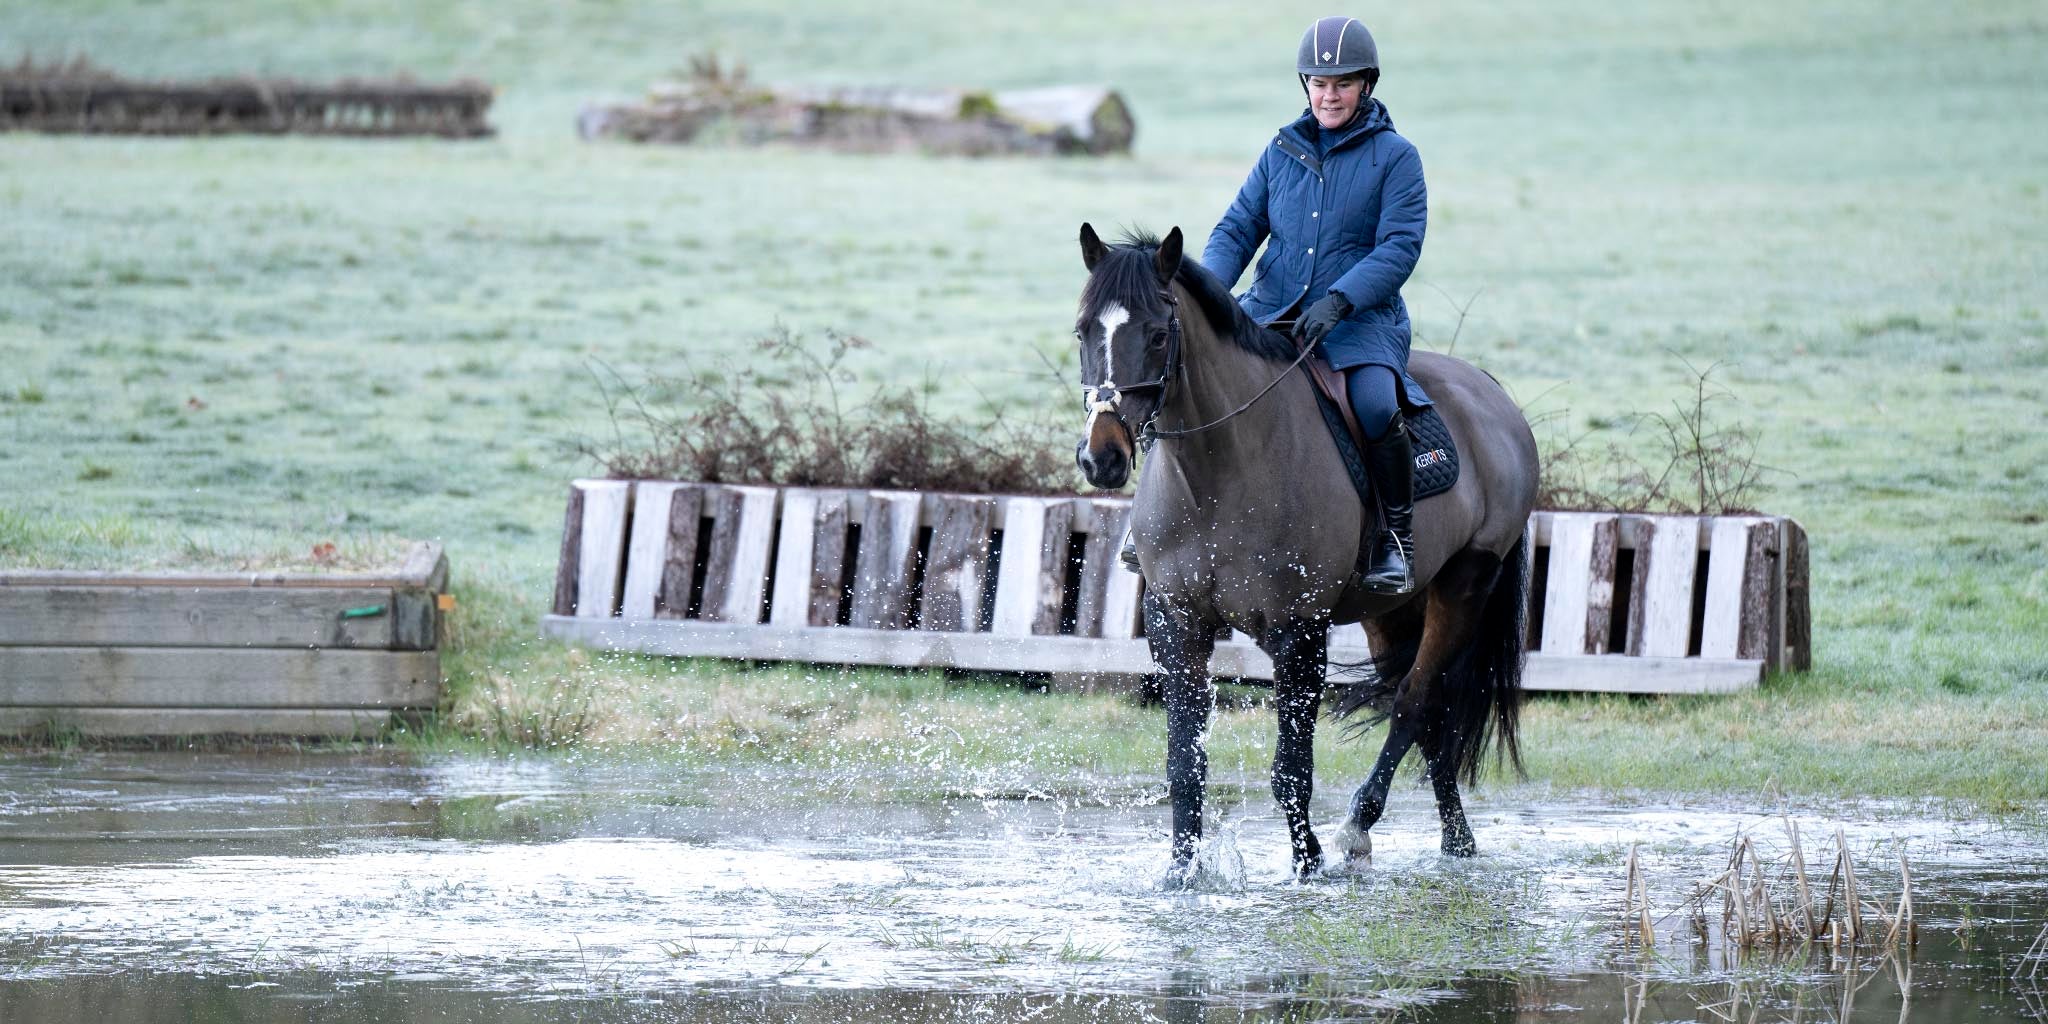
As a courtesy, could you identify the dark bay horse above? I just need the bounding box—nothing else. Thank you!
[1072,224,1539,879]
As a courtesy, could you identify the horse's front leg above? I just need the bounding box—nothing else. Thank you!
[1145,594,1217,877]
[1265,619,1329,878]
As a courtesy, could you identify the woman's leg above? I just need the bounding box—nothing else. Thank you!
[1345,366,1415,594]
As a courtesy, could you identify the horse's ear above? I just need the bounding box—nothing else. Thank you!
[1079,223,1108,271]
[1154,226,1183,283]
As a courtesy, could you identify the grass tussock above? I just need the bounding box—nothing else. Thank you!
[1275,870,1584,986]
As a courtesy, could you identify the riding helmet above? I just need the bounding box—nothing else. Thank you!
[1296,16,1378,76]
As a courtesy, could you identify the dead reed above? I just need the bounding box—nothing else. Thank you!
[1623,818,1916,957]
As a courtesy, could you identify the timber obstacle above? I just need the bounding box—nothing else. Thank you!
[543,482,1809,695]
[1,64,494,138]
[0,543,447,739]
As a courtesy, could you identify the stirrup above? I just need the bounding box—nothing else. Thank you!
[1119,535,1141,573]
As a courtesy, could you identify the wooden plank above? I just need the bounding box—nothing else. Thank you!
[1539,513,1611,655]
[1100,567,1144,641]
[574,480,631,620]
[0,586,397,649]
[1519,654,1764,694]
[917,496,994,632]
[849,492,922,630]
[768,489,821,627]
[809,491,851,626]
[705,486,778,625]
[1031,501,1075,635]
[542,616,1763,694]
[1737,520,1779,662]
[1699,517,1764,659]
[1583,516,1620,652]
[694,487,745,622]
[391,587,436,650]
[1627,515,1702,658]
[397,542,447,590]
[656,484,704,619]
[1782,518,1811,672]
[723,486,781,625]
[550,484,585,616]
[619,482,683,620]
[0,544,447,591]
[1072,500,1130,638]
[0,648,440,708]
[990,498,1050,636]
[0,708,398,739]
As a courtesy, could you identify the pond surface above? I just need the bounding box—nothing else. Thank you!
[2,751,2044,1022]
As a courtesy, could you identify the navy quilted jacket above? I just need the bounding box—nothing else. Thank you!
[1201,99,1430,404]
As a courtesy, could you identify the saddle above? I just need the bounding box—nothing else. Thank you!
[1289,334,1461,606]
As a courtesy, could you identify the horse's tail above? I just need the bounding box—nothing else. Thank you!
[1445,530,1529,784]
[1328,531,1530,784]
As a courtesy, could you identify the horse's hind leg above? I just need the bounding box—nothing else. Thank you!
[1264,619,1328,878]
[1338,550,1502,860]
[1145,594,1218,876]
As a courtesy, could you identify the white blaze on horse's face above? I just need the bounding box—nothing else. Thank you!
[1095,301,1130,384]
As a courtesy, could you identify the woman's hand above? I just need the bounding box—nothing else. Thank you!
[1295,292,1353,344]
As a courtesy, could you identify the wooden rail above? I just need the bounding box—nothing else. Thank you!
[543,481,1809,695]
[0,543,448,739]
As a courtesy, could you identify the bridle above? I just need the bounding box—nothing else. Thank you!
[1082,290,1184,444]
[1081,288,1319,446]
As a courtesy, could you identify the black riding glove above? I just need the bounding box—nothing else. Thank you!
[1295,291,1353,345]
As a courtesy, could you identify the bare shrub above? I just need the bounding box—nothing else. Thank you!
[1534,358,1777,515]
[579,327,1079,495]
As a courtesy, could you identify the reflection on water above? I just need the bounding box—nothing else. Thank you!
[1,751,2043,1023]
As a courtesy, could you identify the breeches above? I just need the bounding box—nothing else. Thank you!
[1345,365,1401,442]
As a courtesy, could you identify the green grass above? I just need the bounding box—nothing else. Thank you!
[2,1,2045,805]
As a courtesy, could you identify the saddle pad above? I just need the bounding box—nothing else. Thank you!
[1311,391,1460,506]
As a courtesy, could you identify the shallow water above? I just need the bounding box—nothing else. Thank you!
[1,751,2044,1022]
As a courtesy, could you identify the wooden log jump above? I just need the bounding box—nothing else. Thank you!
[578,82,1134,156]
[1,65,495,138]
[0,543,449,739]
[542,481,1810,695]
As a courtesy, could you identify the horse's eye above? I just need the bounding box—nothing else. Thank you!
[1149,330,1169,349]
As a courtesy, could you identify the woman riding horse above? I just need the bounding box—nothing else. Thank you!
[1074,16,1536,881]
[1203,15,1425,596]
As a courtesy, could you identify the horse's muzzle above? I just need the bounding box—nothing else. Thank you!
[1077,410,1133,490]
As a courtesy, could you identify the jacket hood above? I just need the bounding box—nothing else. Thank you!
[1285,98,1394,151]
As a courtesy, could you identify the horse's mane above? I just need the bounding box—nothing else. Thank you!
[1085,229,1299,364]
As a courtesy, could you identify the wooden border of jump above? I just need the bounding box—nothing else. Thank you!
[541,482,1809,695]
[0,543,448,739]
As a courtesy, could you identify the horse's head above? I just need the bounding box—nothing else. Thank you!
[1073,222,1184,490]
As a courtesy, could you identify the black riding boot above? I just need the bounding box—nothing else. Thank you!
[1360,413,1416,596]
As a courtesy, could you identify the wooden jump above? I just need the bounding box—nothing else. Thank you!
[0,70,494,138]
[542,482,1809,695]
[0,543,448,739]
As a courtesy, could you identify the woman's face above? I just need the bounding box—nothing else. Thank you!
[1306,74,1367,129]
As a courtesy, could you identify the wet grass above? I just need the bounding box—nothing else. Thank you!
[1272,870,1588,987]
[2,0,2045,809]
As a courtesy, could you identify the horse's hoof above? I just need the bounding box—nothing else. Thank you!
[1159,860,1198,891]
[1329,819,1372,869]
[1293,852,1324,881]
[1440,831,1478,858]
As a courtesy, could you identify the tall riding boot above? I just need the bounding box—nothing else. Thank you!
[1360,412,1416,596]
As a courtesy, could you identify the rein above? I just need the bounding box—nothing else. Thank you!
[1082,285,1317,446]
[1142,333,1318,442]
